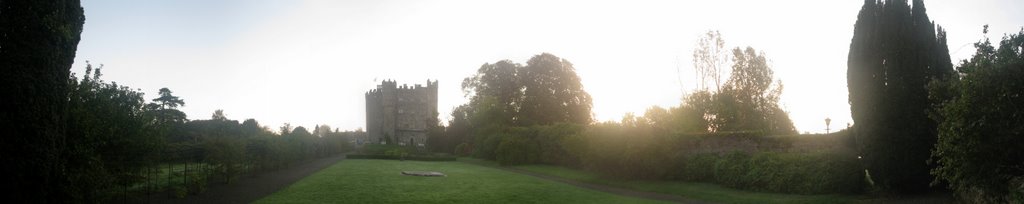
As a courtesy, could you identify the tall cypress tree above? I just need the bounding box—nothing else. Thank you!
[847,0,953,194]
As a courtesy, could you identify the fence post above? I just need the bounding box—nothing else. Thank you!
[167,162,171,197]
[184,160,188,194]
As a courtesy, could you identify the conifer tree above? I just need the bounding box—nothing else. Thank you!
[0,0,86,201]
[847,0,954,193]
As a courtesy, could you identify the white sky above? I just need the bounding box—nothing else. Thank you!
[73,0,1023,133]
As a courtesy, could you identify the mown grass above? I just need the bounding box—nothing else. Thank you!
[484,159,866,204]
[257,159,669,203]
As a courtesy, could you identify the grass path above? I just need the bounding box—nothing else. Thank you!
[258,159,671,203]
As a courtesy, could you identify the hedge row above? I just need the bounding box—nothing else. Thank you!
[571,123,864,194]
[674,151,864,194]
[346,154,457,161]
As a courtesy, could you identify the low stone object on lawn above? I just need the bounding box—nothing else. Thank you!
[401,171,446,177]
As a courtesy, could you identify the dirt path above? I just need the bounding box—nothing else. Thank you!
[489,165,709,204]
[146,154,345,204]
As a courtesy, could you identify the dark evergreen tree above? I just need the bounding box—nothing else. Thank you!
[0,0,85,201]
[847,0,954,194]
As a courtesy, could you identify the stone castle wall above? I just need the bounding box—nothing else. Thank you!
[365,80,438,147]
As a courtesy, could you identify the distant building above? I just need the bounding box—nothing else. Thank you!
[364,80,438,147]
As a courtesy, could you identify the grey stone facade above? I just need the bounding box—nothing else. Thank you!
[364,80,438,147]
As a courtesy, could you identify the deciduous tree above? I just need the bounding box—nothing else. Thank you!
[693,30,729,92]
[715,47,795,134]
[519,53,593,125]
[930,28,1024,202]
[64,63,164,200]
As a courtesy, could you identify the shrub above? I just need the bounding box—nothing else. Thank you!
[363,144,432,156]
[495,134,540,166]
[472,130,506,160]
[351,144,455,161]
[384,148,407,157]
[358,144,393,155]
[173,185,187,198]
[930,29,1024,203]
[454,142,472,156]
[204,137,245,184]
[188,173,207,195]
[577,122,676,179]
[673,154,718,181]
[345,154,456,161]
[536,123,585,166]
[713,152,754,188]
[696,151,863,194]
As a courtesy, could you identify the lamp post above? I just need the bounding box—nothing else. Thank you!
[825,117,832,134]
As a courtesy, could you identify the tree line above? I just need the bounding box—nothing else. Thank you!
[61,62,357,201]
[427,0,1024,201]
[431,39,796,158]
[427,44,813,191]
[1,7,356,199]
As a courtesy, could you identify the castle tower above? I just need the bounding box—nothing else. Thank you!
[365,80,438,147]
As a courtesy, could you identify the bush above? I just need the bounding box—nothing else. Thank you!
[188,173,207,195]
[490,124,584,166]
[173,185,187,198]
[204,136,245,184]
[536,123,585,165]
[346,154,456,161]
[472,130,506,160]
[361,144,427,155]
[384,148,408,158]
[454,142,472,156]
[572,122,863,194]
[577,122,676,179]
[692,151,864,194]
[352,144,454,161]
[495,134,540,166]
[712,152,753,188]
[673,154,718,181]
[930,29,1024,203]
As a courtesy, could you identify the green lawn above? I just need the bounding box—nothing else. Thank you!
[512,163,865,204]
[257,159,669,203]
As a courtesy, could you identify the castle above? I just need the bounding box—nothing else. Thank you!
[364,80,438,147]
